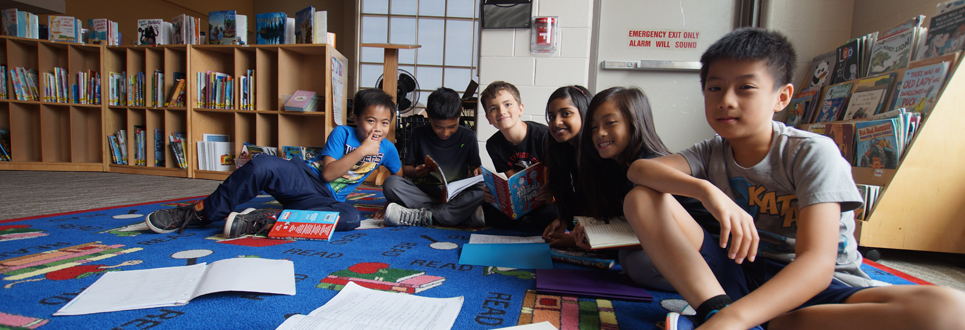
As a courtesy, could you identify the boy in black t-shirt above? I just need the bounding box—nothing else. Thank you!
[481,81,557,233]
[377,87,486,227]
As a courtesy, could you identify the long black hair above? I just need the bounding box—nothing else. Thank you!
[544,85,591,225]
[578,87,671,219]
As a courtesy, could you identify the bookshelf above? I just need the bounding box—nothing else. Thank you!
[797,54,965,254]
[189,44,348,181]
[0,36,106,172]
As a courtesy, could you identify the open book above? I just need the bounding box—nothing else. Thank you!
[575,216,640,249]
[424,155,483,202]
[54,258,296,315]
[481,163,544,219]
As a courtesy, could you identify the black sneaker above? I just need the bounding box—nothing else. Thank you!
[145,205,205,234]
[223,208,280,238]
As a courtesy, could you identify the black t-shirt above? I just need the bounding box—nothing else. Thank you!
[486,121,548,173]
[406,124,481,186]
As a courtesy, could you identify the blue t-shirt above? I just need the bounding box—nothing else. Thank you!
[316,125,402,202]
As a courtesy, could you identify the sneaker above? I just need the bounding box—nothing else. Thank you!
[223,208,280,238]
[145,205,205,234]
[665,311,764,330]
[383,203,432,227]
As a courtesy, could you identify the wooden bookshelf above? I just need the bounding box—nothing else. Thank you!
[797,53,965,254]
[189,44,347,181]
[0,36,106,172]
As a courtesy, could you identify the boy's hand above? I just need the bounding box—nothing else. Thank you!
[357,130,382,156]
[472,167,482,176]
[570,223,593,251]
[482,185,495,203]
[543,218,575,248]
[372,208,386,219]
[536,184,553,203]
[411,164,429,178]
[705,188,759,264]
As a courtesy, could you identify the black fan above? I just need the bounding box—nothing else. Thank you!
[376,69,420,115]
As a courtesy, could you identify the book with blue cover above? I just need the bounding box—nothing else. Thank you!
[256,12,286,44]
[268,209,340,241]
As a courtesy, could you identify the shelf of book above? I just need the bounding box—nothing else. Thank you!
[795,52,965,254]
[0,36,106,172]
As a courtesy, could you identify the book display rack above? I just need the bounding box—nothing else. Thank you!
[0,35,347,183]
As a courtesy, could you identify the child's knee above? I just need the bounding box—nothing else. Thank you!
[623,186,668,220]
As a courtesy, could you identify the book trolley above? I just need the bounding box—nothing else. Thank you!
[0,35,347,182]
[797,52,965,255]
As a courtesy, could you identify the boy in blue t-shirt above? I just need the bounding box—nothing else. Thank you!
[376,87,485,227]
[145,89,402,238]
[624,28,965,330]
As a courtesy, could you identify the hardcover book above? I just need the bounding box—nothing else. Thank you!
[918,6,965,59]
[137,19,164,45]
[574,216,639,250]
[295,6,314,44]
[841,89,886,121]
[812,82,853,123]
[208,10,237,45]
[267,209,340,241]
[2,8,16,37]
[855,118,901,169]
[802,50,837,89]
[781,96,813,126]
[889,61,950,116]
[832,38,862,84]
[481,162,545,219]
[824,123,855,164]
[867,16,924,75]
[256,12,286,45]
[283,90,317,111]
[47,16,76,42]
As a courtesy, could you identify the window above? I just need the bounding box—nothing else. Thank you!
[359,0,480,110]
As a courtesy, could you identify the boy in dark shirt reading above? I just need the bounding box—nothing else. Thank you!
[145,89,403,238]
[376,87,486,227]
[480,81,557,233]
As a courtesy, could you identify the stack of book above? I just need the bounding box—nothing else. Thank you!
[125,72,146,107]
[169,132,187,169]
[197,134,233,172]
[43,67,69,103]
[9,67,39,101]
[74,70,101,105]
[107,130,128,165]
[197,71,233,109]
[855,184,883,220]
[2,8,39,39]
[171,14,201,45]
[238,69,255,110]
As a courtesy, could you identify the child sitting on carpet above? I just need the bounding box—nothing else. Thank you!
[375,87,486,227]
[145,89,403,238]
[623,27,965,330]
[479,81,558,234]
[569,86,710,292]
[540,85,591,248]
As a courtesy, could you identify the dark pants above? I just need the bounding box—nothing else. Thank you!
[482,202,558,235]
[202,154,361,231]
[382,175,485,226]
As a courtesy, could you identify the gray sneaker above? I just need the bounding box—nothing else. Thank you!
[383,203,433,227]
[223,208,279,238]
[145,205,205,234]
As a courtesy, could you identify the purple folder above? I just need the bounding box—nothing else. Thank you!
[535,269,653,302]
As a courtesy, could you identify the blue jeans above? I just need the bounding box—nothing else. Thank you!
[202,154,361,231]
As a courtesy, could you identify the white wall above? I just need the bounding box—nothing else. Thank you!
[762,0,855,91]
[477,0,595,169]
[851,0,949,38]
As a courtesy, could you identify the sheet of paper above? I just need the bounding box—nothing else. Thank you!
[469,234,544,244]
[275,282,462,330]
[192,258,296,298]
[54,263,208,315]
[494,321,559,330]
[459,243,553,269]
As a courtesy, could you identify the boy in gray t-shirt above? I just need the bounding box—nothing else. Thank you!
[624,28,965,330]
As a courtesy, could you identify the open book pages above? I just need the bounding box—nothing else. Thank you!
[575,216,640,250]
[424,155,483,202]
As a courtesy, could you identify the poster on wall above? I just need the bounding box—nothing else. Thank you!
[331,57,345,125]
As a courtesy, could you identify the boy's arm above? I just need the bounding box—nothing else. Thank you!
[704,202,840,329]
[629,154,759,263]
[320,131,382,182]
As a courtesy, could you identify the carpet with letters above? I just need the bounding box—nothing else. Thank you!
[0,187,930,330]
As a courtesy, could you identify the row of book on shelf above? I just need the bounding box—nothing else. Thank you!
[108,129,188,169]
[2,9,120,45]
[855,184,882,221]
[106,71,186,108]
[2,65,102,104]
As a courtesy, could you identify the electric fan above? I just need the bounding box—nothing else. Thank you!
[376,69,420,116]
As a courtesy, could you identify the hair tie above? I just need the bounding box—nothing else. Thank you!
[572,86,586,97]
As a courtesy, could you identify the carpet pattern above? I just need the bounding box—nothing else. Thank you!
[0,188,927,329]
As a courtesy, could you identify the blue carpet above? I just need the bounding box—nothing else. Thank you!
[0,188,925,329]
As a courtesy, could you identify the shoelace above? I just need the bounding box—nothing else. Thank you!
[401,209,430,226]
[176,207,202,234]
[247,212,278,236]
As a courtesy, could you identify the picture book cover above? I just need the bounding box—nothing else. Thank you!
[256,12,286,44]
[918,6,965,59]
[841,88,886,121]
[812,82,854,123]
[868,16,924,75]
[47,16,76,42]
[171,14,186,45]
[282,146,303,160]
[267,209,340,241]
[137,19,163,45]
[889,61,950,116]
[284,90,316,111]
[824,123,855,164]
[574,216,639,249]
[832,38,862,84]
[295,6,315,44]
[481,162,545,220]
[154,128,164,167]
[88,18,110,45]
[781,96,813,127]
[208,10,237,45]
[2,8,17,37]
[802,49,837,89]
[855,118,900,169]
